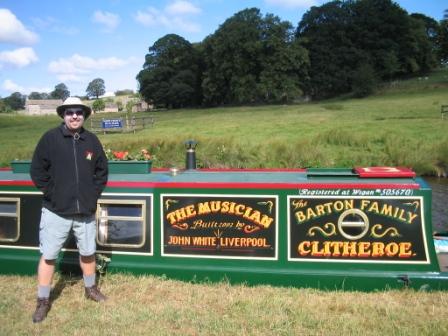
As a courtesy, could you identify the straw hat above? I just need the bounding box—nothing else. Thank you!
[56,97,92,119]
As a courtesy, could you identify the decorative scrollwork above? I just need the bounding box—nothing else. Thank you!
[165,199,179,210]
[307,223,336,237]
[172,223,189,230]
[292,200,307,210]
[244,225,261,234]
[370,224,401,238]
[257,201,273,213]
[214,229,223,239]
[403,201,420,212]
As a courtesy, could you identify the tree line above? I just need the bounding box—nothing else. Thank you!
[0,78,107,113]
[1,0,446,113]
[137,1,448,107]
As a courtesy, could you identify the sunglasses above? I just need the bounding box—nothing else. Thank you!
[64,109,84,117]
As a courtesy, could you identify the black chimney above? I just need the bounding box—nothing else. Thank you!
[184,140,197,170]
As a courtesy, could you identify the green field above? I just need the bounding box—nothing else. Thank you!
[1,68,448,175]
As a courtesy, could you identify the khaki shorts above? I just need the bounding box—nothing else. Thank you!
[39,207,96,260]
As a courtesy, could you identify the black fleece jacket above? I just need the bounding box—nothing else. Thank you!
[31,123,108,216]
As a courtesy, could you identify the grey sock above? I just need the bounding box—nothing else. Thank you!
[37,285,51,299]
[83,274,96,288]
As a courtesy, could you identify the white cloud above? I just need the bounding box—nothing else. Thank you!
[0,48,38,68]
[57,74,83,82]
[166,1,201,15]
[32,16,57,29]
[134,1,201,33]
[48,54,138,82]
[264,0,317,8]
[135,7,162,27]
[100,91,115,98]
[2,79,24,93]
[92,10,121,32]
[0,9,39,45]
[32,16,79,35]
[2,79,51,94]
[171,17,201,33]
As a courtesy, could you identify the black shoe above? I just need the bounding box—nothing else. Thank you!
[85,285,107,302]
[32,297,51,323]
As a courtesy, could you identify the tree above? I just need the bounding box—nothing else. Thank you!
[256,14,308,103]
[408,15,438,72]
[0,98,11,113]
[126,99,137,114]
[28,92,51,100]
[351,0,437,75]
[51,83,70,100]
[114,89,134,96]
[91,99,105,113]
[411,14,440,43]
[438,20,448,65]
[4,92,26,110]
[296,1,360,98]
[137,34,201,108]
[352,63,377,98]
[116,100,123,112]
[201,8,308,105]
[296,0,438,98]
[202,8,265,105]
[28,92,43,100]
[86,78,106,99]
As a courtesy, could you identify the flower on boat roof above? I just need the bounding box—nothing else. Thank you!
[112,151,128,160]
[104,147,151,161]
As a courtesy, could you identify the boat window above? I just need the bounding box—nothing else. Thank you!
[96,199,146,248]
[0,198,20,242]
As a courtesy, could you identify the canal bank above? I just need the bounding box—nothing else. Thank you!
[426,177,448,233]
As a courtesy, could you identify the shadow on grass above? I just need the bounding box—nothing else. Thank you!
[51,250,83,302]
[50,233,112,303]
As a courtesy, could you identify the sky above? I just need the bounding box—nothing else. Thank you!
[0,0,446,98]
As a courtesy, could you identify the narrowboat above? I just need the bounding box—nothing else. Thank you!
[1,156,447,291]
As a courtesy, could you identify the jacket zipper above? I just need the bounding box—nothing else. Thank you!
[73,133,80,213]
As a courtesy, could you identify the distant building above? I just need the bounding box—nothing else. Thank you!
[119,96,152,113]
[132,100,151,112]
[103,102,119,113]
[24,97,152,116]
[25,99,62,115]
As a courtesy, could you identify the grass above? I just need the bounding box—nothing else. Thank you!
[1,273,448,335]
[1,71,448,333]
[1,69,448,175]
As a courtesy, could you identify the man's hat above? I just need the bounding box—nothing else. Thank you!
[56,97,92,119]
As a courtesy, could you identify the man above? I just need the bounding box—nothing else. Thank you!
[30,97,109,323]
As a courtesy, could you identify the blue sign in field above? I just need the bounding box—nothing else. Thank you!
[102,119,123,129]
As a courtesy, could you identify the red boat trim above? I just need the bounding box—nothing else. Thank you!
[151,168,308,172]
[0,180,34,186]
[106,181,420,189]
[0,180,420,189]
[197,168,308,172]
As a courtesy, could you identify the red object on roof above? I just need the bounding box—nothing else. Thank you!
[354,166,416,178]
